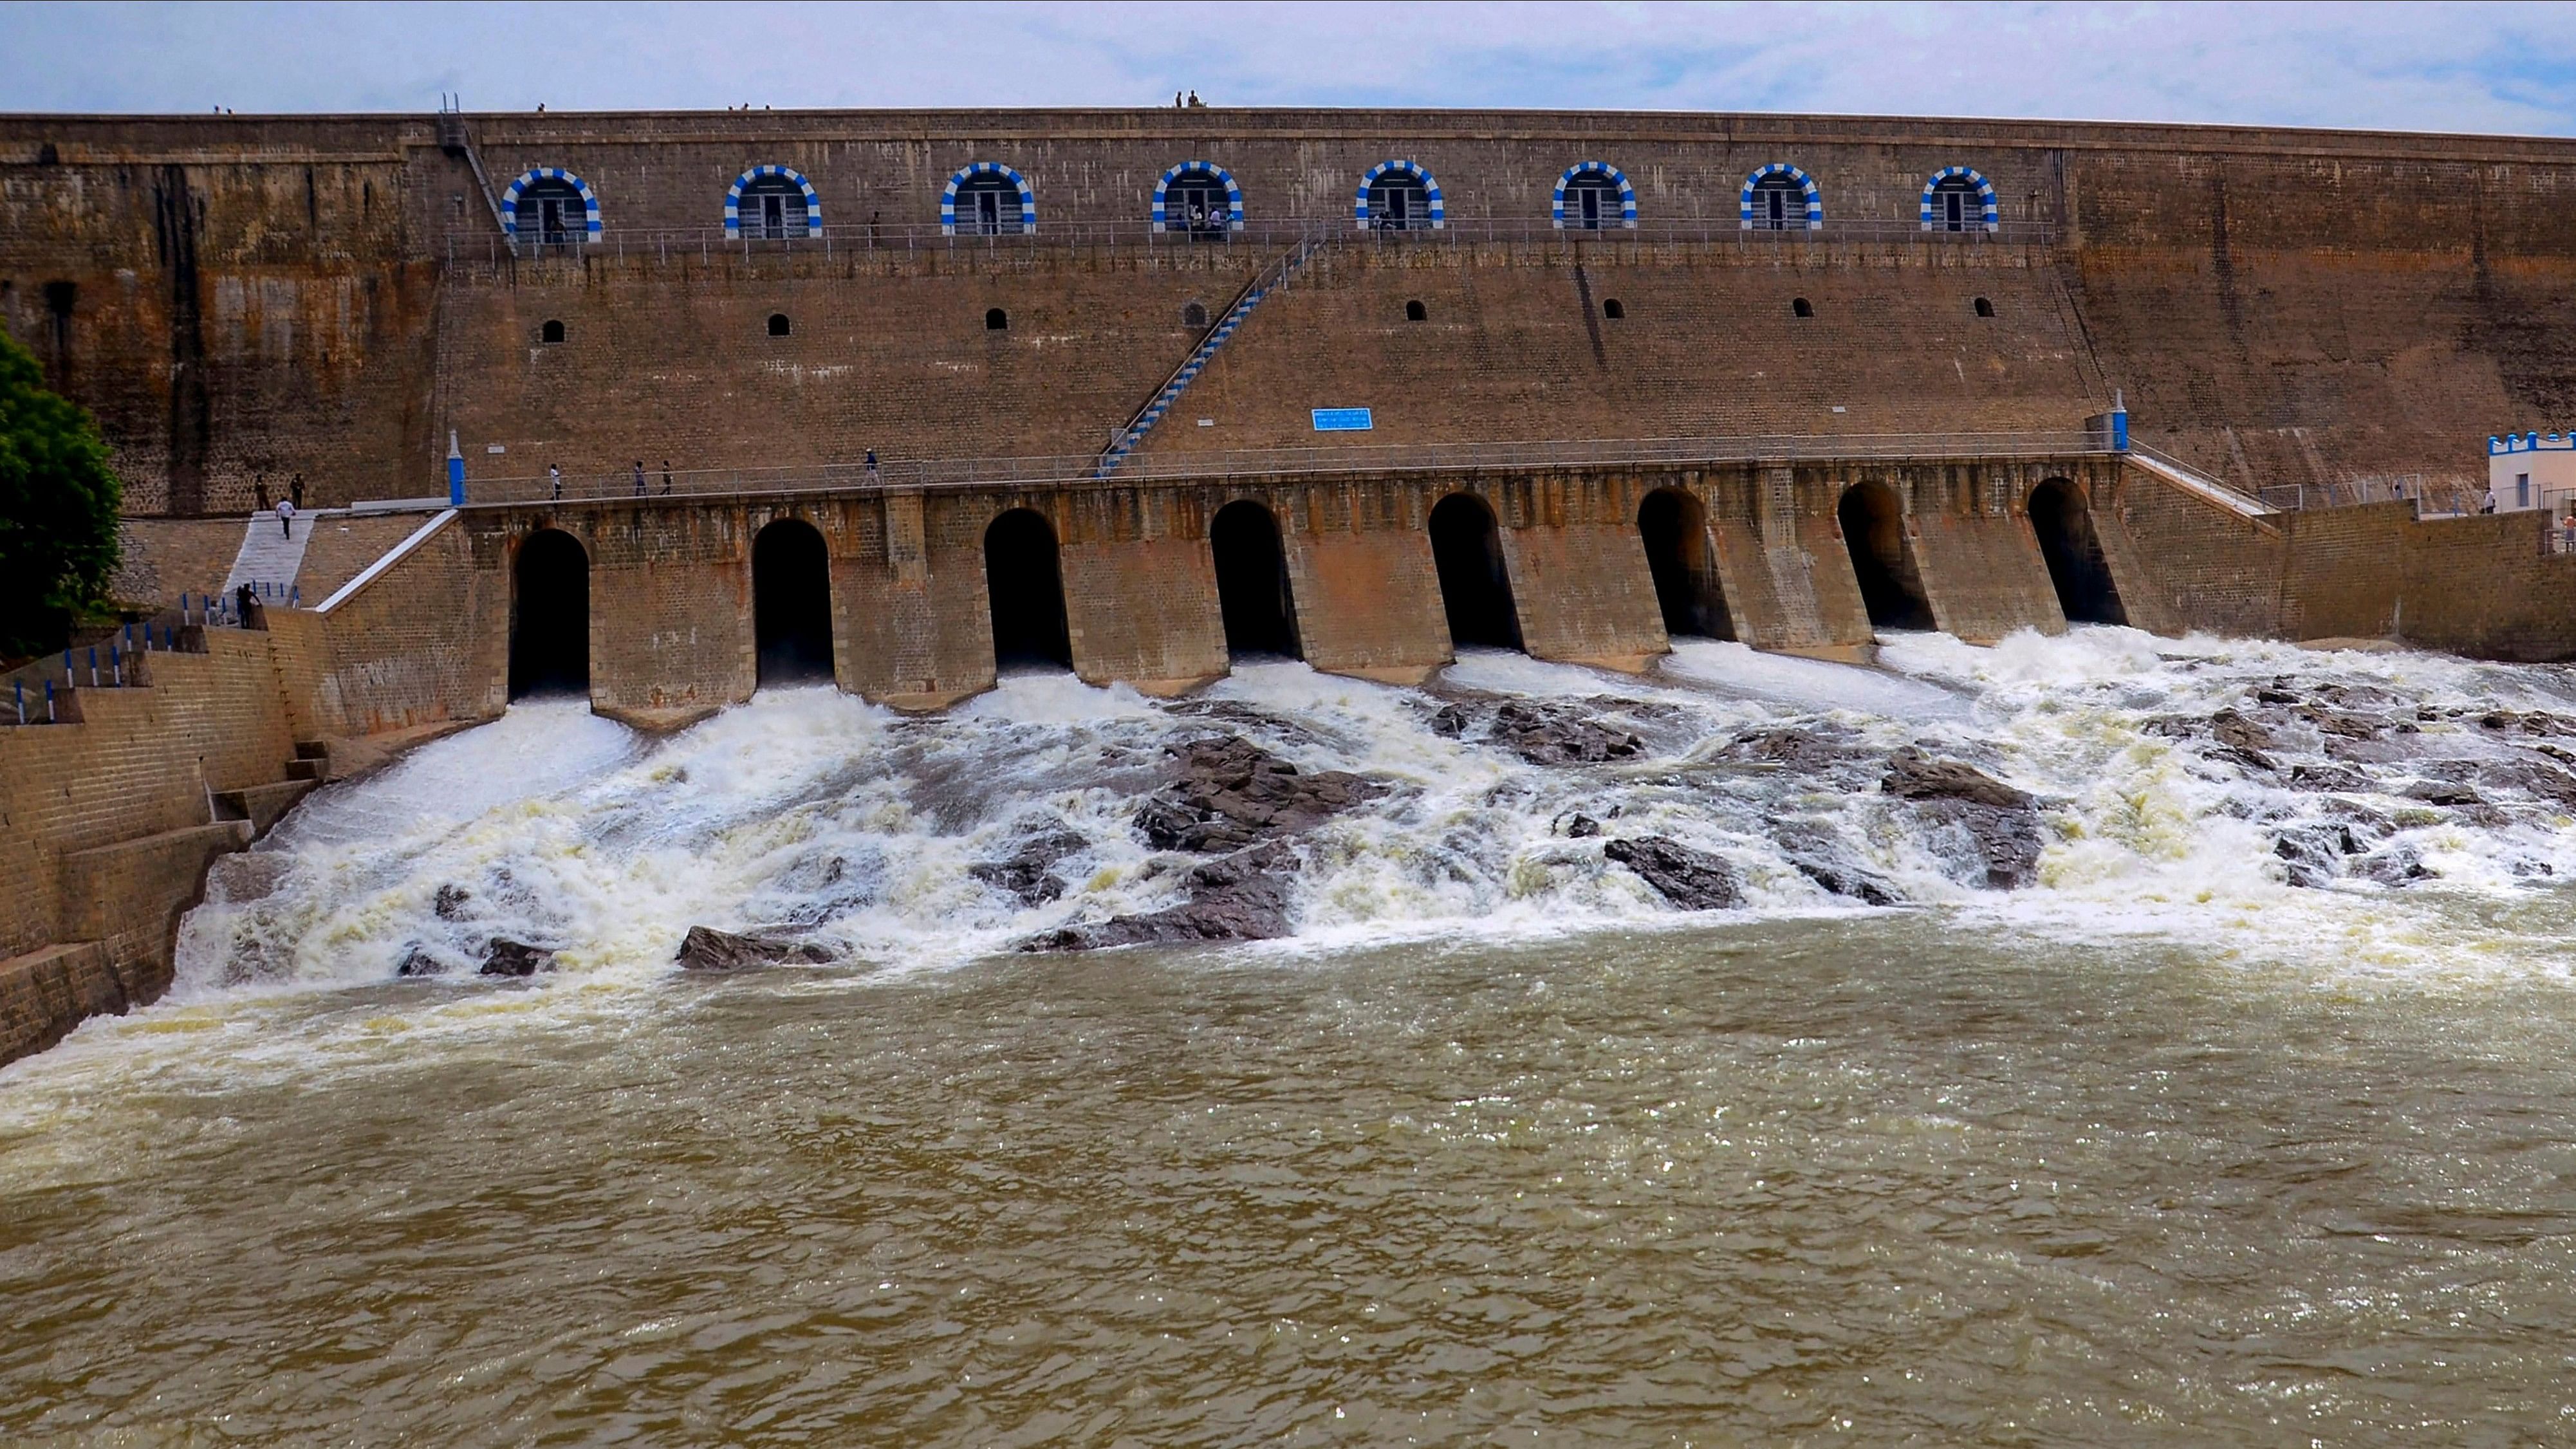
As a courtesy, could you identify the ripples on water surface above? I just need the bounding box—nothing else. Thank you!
[6,628,2576,1444]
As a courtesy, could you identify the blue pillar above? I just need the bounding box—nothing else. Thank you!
[448,429,467,506]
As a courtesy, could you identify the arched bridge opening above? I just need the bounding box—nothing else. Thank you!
[1210,500,1301,660]
[754,518,835,686]
[1428,493,1523,652]
[985,508,1073,672]
[2028,479,2127,626]
[509,528,590,701]
[1837,482,1935,631]
[1637,487,1734,641]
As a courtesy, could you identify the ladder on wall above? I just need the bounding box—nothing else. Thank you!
[1095,230,1329,479]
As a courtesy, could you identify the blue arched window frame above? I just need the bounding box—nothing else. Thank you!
[1737,163,1824,230]
[1353,160,1443,231]
[500,167,602,248]
[1151,160,1245,232]
[941,161,1037,236]
[1552,162,1638,229]
[725,164,823,239]
[1919,166,1999,232]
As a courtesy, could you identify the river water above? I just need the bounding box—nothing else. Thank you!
[6,629,2576,1444]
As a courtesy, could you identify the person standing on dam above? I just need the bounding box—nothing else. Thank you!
[632,460,646,498]
[549,464,562,501]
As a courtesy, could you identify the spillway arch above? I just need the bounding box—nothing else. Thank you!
[508,525,593,702]
[1636,485,1735,641]
[1208,497,1301,660]
[1427,490,1524,652]
[1835,480,1937,631]
[983,506,1074,672]
[752,515,837,687]
[2027,477,2128,626]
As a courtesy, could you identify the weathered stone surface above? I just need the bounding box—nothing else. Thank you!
[2273,823,2366,888]
[1133,737,1380,853]
[1022,843,1298,951]
[1882,746,2045,889]
[969,828,1089,905]
[432,884,471,920]
[1487,702,1645,766]
[1604,836,1742,910]
[393,944,446,977]
[478,939,557,977]
[673,925,835,972]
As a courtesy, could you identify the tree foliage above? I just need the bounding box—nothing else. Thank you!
[0,328,122,658]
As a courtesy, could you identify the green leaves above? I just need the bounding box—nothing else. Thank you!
[0,329,123,659]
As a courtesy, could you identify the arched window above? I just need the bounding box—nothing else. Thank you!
[729,167,819,240]
[1182,301,1209,329]
[1356,160,1441,232]
[1922,167,1998,233]
[945,162,1035,236]
[1553,162,1635,230]
[1792,297,1814,318]
[1741,164,1821,232]
[1602,299,1624,320]
[504,169,598,252]
[541,319,566,344]
[1154,162,1241,236]
[767,313,791,337]
[1404,299,1428,322]
[1974,296,1995,318]
[985,307,1008,331]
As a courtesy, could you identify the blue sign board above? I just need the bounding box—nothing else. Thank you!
[1311,407,1374,432]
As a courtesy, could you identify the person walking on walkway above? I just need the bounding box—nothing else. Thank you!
[662,459,674,496]
[290,474,304,510]
[866,448,880,485]
[2482,487,2499,515]
[549,463,562,501]
[633,460,647,497]
[276,496,295,540]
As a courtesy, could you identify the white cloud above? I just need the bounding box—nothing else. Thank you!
[4,0,2573,136]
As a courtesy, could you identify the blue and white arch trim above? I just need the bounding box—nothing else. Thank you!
[1919,166,1999,231]
[1552,162,1637,228]
[1353,159,1443,230]
[499,167,602,244]
[940,161,1037,235]
[723,164,822,239]
[1737,163,1824,230]
[1151,160,1245,232]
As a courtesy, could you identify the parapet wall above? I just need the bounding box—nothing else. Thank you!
[6,108,2575,512]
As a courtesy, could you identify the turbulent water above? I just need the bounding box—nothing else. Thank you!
[8,628,2576,1444]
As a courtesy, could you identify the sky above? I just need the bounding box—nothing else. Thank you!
[3,1,2575,136]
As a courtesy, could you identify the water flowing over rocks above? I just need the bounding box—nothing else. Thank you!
[1021,843,1298,951]
[1880,746,2046,889]
[477,940,557,977]
[968,826,1090,905]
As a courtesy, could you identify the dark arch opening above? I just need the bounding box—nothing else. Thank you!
[509,528,589,701]
[1210,500,1300,660]
[1931,174,1983,232]
[739,174,811,239]
[1792,297,1814,318]
[1183,300,1209,329]
[1750,171,1806,230]
[1974,296,1995,318]
[985,508,1072,672]
[1563,169,1621,230]
[515,177,586,250]
[541,319,565,344]
[955,172,1025,235]
[2028,479,2127,625]
[1428,494,1523,652]
[754,518,835,686]
[1637,488,1734,641]
[1165,167,1231,236]
[985,307,1008,331]
[1404,299,1427,322]
[1602,297,1624,320]
[767,313,791,337]
[1837,483,1935,631]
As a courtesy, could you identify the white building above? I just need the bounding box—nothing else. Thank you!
[2488,432,2576,513]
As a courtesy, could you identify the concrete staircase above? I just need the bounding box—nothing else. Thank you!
[221,511,319,599]
[1097,232,1327,478]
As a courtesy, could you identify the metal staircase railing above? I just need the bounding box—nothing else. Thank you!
[1095,228,1331,478]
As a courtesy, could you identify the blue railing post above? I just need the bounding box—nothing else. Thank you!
[88,646,98,686]
[449,430,467,506]
[46,679,56,723]
[13,679,22,725]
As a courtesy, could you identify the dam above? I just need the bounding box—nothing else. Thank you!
[9,100,2576,1439]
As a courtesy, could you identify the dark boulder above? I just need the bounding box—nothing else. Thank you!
[674,925,835,972]
[478,939,557,977]
[1562,813,1602,838]
[1881,746,2046,889]
[1022,842,1298,951]
[1790,856,1900,906]
[2206,710,2277,770]
[432,884,472,920]
[1133,736,1381,853]
[1604,836,1742,910]
[1488,701,1644,766]
[394,943,447,977]
[2273,823,2365,889]
[969,827,1090,905]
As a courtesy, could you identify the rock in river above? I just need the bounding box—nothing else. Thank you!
[1604,836,1743,910]
[1022,842,1299,951]
[1881,746,2046,889]
[1132,736,1381,853]
[478,939,557,977]
[674,926,835,972]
